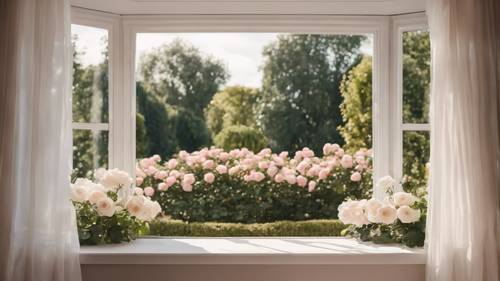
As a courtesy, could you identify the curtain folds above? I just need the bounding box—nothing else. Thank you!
[0,0,82,281]
[426,0,500,281]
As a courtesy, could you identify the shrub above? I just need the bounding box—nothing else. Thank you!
[136,144,373,223]
[149,219,346,237]
[214,125,268,153]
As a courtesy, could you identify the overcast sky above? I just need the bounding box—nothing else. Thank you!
[72,25,373,88]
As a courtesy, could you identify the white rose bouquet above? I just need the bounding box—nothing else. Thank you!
[71,168,162,245]
[339,176,427,247]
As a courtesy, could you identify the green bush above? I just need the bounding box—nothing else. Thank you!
[214,125,268,153]
[149,219,346,237]
[137,145,373,224]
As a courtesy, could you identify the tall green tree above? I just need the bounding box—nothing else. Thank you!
[338,56,372,152]
[258,34,365,154]
[138,39,229,116]
[205,86,261,137]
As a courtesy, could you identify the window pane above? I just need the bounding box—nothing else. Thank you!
[135,33,373,159]
[71,24,109,123]
[72,129,108,180]
[402,30,430,124]
[402,131,430,192]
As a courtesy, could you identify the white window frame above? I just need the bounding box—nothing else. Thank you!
[71,8,123,171]
[389,13,429,181]
[70,7,430,199]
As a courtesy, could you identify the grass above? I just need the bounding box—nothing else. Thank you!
[149,218,346,237]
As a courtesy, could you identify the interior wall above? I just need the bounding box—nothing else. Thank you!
[82,264,425,281]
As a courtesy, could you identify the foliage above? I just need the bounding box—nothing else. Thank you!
[71,35,108,180]
[214,125,268,153]
[402,31,431,191]
[136,144,373,223]
[339,177,427,248]
[71,168,161,245]
[136,82,178,159]
[205,86,262,137]
[258,34,366,154]
[172,107,212,152]
[338,56,372,152]
[150,219,346,237]
[137,39,229,116]
[75,201,146,245]
[136,112,149,157]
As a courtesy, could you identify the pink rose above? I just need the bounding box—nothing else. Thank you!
[228,166,240,175]
[302,147,314,158]
[158,183,168,191]
[145,166,158,176]
[341,155,353,169]
[134,187,144,196]
[181,182,193,192]
[202,160,215,170]
[154,171,168,180]
[274,174,284,183]
[318,168,330,180]
[285,174,297,185]
[308,181,317,192]
[136,177,144,186]
[152,154,161,162]
[267,165,279,177]
[144,186,155,197]
[183,173,196,185]
[167,159,178,169]
[297,175,307,187]
[218,152,229,162]
[258,161,269,170]
[204,172,215,184]
[350,172,362,182]
[216,165,227,174]
[252,171,266,182]
[166,176,176,186]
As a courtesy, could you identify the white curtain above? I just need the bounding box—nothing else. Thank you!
[0,0,82,280]
[426,0,500,280]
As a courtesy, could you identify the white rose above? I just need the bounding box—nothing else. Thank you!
[393,192,416,206]
[96,197,115,217]
[376,176,397,194]
[376,205,397,224]
[71,184,89,202]
[93,168,107,181]
[125,195,145,218]
[338,200,368,227]
[88,190,107,204]
[397,206,421,223]
[99,169,133,190]
[365,198,382,223]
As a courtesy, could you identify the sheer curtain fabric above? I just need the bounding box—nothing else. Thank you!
[426,0,500,280]
[0,0,82,281]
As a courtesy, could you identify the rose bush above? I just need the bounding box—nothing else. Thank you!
[136,144,373,223]
[339,176,427,247]
[71,168,162,245]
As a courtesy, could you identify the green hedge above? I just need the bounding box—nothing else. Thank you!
[149,218,346,237]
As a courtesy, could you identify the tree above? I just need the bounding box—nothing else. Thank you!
[338,56,372,152]
[138,39,229,116]
[136,82,178,159]
[214,125,268,153]
[258,34,366,154]
[205,86,261,137]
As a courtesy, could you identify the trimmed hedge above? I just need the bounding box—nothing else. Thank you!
[149,218,346,237]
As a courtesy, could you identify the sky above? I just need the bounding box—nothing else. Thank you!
[72,25,373,88]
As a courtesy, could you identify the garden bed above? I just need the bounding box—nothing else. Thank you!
[149,218,346,237]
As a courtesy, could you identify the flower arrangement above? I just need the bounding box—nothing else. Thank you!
[136,144,373,223]
[71,168,162,245]
[338,176,427,247]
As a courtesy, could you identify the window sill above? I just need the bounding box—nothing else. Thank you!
[80,237,426,265]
